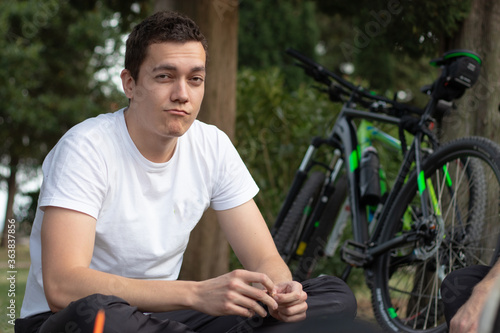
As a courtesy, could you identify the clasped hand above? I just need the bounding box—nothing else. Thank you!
[194,269,307,322]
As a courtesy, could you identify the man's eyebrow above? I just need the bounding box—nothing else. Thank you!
[152,64,206,73]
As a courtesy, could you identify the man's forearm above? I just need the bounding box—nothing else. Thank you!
[45,266,198,313]
[471,260,500,297]
[252,253,293,285]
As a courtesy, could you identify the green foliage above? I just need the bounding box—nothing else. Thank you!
[0,1,148,225]
[315,0,472,58]
[311,0,471,98]
[235,67,336,224]
[1,1,126,163]
[238,0,321,87]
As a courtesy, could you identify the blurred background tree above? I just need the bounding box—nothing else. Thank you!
[235,0,499,228]
[1,1,498,279]
[1,2,499,327]
[0,0,149,246]
[233,0,500,283]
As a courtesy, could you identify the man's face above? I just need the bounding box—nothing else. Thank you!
[122,41,206,140]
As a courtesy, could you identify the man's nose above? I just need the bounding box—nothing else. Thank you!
[171,80,189,103]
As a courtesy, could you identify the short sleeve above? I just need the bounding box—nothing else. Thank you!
[210,132,259,211]
[39,130,107,219]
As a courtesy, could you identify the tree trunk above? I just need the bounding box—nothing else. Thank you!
[154,0,239,280]
[1,157,18,248]
[440,0,500,144]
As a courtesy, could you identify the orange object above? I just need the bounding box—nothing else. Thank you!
[93,309,105,333]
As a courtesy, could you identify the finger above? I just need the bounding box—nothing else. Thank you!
[278,311,307,323]
[224,300,259,318]
[274,290,307,306]
[234,296,268,318]
[270,303,308,323]
[272,281,303,298]
[231,270,278,310]
[224,279,276,314]
[277,300,308,317]
[241,291,279,318]
[238,284,278,311]
[246,271,275,294]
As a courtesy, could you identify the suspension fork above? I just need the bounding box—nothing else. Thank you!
[331,117,370,244]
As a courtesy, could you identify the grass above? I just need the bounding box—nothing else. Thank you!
[0,244,30,333]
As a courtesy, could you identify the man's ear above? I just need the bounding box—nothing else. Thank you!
[120,69,135,99]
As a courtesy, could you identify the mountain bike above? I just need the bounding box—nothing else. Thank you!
[271,48,500,332]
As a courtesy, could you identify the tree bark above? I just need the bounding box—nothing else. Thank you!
[154,0,239,280]
[440,0,500,144]
[1,157,18,248]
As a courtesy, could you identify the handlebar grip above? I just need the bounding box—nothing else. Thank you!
[286,48,320,69]
[286,48,425,116]
[286,48,354,90]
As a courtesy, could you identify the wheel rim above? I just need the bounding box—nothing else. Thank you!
[375,151,500,332]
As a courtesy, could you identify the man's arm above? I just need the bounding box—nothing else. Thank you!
[450,260,500,333]
[216,199,308,322]
[41,206,277,317]
[216,199,290,283]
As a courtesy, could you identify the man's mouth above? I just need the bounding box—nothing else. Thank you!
[165,109,189,116]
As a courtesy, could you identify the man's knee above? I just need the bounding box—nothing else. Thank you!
[39,294,131,333]
[441,266,490,304]
[441,270,469,304]
[71,294,131,323]
[302,275,357,320]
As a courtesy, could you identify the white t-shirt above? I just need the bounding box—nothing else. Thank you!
[20,109,259,318]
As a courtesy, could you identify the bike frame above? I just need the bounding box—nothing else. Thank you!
[273,94,442,267]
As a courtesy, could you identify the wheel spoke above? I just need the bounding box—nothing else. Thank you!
[373,138,500,332]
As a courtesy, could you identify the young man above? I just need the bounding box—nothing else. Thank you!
[16,11,356,333]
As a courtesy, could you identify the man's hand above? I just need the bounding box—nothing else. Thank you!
[268,281,308,322]
[449,289,487,333]
[215,200,307,322]
[193,269,278,318]
[449,302,480,333]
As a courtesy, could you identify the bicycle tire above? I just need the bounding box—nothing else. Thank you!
[293,175,349,281]
[273,171,325,262]
[371,136,500,333]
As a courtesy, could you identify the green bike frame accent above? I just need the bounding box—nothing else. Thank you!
[388,307,398,319]
[418,171,426,195]
[349,146,360,173]
[358,119,402,152]
[443,165,452,187]
[430,51,482,66]
[356,120,443,230]
[426,178,441,216]
[357,119,402,193]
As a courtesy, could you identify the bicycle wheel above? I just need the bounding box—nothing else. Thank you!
[293,175,348,281]
[273,171,325,262]
[371,136,500,333]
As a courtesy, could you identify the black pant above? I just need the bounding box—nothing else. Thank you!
[440,265,492,327]
[16,275,357,333]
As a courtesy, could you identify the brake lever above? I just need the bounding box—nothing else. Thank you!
[296,63,331,86]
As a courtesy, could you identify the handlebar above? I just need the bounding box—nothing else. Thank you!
[286,48,424,116]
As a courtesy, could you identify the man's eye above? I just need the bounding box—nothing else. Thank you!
[156,74,171,80]
[190,77,204,85]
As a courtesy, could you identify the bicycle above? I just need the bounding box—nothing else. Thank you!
[271,48,500,332]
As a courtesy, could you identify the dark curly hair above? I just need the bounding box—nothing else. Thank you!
[125,11,208,81]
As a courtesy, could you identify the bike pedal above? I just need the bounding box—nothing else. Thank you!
[341,240,370,267]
